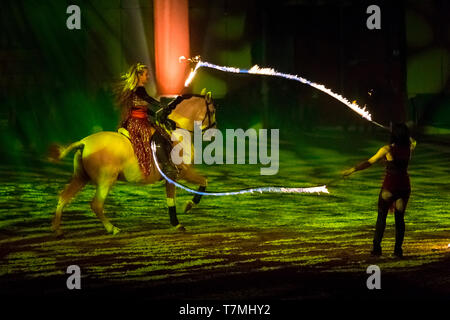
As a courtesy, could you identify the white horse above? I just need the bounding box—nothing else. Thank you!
[49,94,216,237]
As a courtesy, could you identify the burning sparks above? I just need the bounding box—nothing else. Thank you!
[151,141,328,196]
[184,60,240,87]
[181,57,374,123]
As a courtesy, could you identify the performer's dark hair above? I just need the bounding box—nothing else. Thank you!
[390,123,410,146]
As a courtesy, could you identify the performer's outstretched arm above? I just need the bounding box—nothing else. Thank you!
[410,137,417,151]
[342,145,390,176]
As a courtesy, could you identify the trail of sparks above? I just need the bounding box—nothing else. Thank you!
[151,141,328,196]
[181,56,380,125]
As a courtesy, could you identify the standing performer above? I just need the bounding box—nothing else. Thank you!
[115,63,177,178]
[342,123,416,257]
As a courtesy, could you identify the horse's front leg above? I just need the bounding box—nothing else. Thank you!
[180,166,208,213]
[165,181,185,232]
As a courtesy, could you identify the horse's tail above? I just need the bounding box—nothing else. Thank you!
[48,141,84,162]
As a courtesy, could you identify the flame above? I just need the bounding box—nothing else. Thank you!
[247,66,373,121]
[248,65,276,75]
[181,57,373,122]
[184,67,199,87]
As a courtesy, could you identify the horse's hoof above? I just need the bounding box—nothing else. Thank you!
[176,224,186,232]
[54,228,64,239]
[184,200,195,213]
[112,226,121,235]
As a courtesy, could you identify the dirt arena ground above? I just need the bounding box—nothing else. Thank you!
[1,129,449,307]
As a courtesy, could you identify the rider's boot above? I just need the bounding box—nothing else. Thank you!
[153,132,179,180]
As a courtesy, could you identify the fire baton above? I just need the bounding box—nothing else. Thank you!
[180,56,389,130]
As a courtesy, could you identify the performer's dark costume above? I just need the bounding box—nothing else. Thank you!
[121,86,177,178]
[373,144,411,256]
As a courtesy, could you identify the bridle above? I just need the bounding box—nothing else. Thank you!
[174,94,216,133]
[200,97,216,132]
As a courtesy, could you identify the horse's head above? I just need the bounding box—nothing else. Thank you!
[168,92,216,132]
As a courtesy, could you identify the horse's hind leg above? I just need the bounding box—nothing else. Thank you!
[91,179,120,235]
[165,181,185,232]
[52,176,88,237]
[179,167,207,213]
[52,150,88,237]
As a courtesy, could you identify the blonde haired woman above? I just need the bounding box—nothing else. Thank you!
[115,63,175,177]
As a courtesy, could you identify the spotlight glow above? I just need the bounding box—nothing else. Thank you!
[153,0,190,96]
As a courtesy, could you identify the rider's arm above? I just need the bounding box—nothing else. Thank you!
[135,86,160,116]
[343,145,390,176]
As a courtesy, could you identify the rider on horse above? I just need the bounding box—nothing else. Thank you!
[115,63,178,179]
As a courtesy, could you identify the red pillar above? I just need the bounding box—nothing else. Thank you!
[153,0,190,97]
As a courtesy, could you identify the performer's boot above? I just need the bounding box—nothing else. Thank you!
[371,192,390,256]
[153,132,179,180]
[371,244,382,257]
[394,208,405,258]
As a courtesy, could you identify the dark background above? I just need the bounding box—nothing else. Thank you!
[0,0,449,159]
